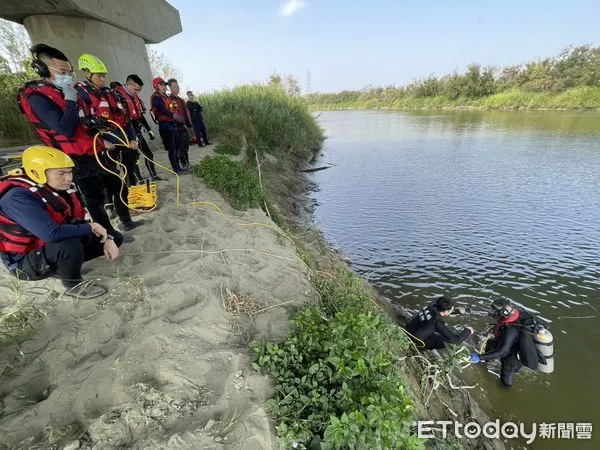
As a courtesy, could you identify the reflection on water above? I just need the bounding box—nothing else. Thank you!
[409,109,600,136]
[311,110,600,449]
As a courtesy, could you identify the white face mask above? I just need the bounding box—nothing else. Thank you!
[54,74,74,90]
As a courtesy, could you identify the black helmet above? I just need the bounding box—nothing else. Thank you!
[490,298,513,318]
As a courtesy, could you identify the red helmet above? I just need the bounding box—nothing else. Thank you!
[152,77,166,90]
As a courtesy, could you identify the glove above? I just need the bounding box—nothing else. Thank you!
[148,130,155,140]
[82,116,110,130]
[62,84,78,102]
[469,354,481,363]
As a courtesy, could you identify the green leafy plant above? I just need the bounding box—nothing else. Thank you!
[193,156,266,210]
[252,273,423,449]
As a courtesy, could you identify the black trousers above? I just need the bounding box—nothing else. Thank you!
[120,147,143,186]
[159,127,181,172]
[72,155,132,230]
[193,120,209,145]
[15,233,124,288]
[176,127,190,167]
[421,333,447,350]
[138,134,157,177]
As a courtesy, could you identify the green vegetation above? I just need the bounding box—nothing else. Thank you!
[213,142,242,156]
[192,84,324,220]
[252,270,423,449]
[197,84,324,159]
[307,45,600,110]
[0,20,38,147]
[192,84,325,215]
[0,70,37,147]
[193,156,266,210]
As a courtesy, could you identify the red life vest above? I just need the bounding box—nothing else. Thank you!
[150,92,175,122]
[115,85,143,120]
[492,309,521,337]
[0,177,89,256]
[76,82,129,128]
[17,80,97,157]
[169,95,192,126]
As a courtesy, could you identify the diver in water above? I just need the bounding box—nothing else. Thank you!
[468,299,542,387]
[406,296,473,350]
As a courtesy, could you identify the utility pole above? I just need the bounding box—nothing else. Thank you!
[305,69,311,96]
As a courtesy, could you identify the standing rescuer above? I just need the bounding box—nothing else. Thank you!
[186,91,211,147]
[150,77,186,173]
[0,146,123,299]
[112,75,161,181]
[109,81,143,186]
[167,79,193,169]
[74,53,144,232]
[18,44,92,153]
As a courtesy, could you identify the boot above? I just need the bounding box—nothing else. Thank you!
[122,219,146,231]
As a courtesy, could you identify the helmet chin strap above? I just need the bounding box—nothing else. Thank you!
[84,74,103,95]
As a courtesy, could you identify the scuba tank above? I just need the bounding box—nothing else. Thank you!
[533,326,554,374]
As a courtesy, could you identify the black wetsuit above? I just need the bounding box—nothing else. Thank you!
[480,310,538,387]
[406,305,471,350]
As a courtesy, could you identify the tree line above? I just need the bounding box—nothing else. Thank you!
[306,45,600,105]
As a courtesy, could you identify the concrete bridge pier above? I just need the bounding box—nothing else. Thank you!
[0,0,182,105]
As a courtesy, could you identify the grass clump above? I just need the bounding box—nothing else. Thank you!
[198,84,324,159]
[194,155,265,210]
[0,276,47,346]
[252,271,423,449]
[0,301,45,345]
[214,142,242,156]
[314,270,376,316]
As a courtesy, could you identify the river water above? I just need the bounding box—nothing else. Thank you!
[310,110,600,449]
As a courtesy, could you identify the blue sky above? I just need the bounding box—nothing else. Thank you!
[154,0,600,93]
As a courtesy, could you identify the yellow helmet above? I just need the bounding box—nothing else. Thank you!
[23,146,74,184]
[78,53,107,74]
